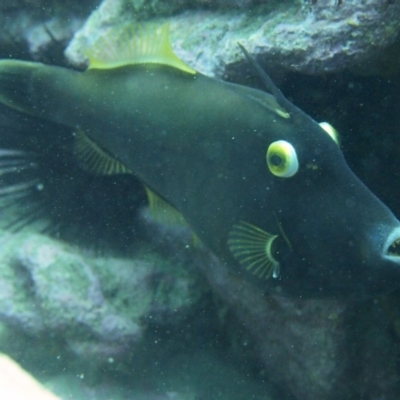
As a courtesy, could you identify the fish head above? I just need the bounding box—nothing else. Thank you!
[228,106,400,298]
[264,115,400,298]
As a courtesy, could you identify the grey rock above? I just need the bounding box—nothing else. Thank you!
[0,0,95,63]
[66,0,400,76]
[0,232,204,362]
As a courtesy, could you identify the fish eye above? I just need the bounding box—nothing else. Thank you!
[266,140,298,178]
[319,122,340,146]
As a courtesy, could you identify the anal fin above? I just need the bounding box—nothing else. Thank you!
[145,186,187,227]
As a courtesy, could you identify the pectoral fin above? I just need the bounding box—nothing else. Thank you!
[228,221,280,279]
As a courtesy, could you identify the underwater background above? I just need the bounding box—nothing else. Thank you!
[1,0,400,399]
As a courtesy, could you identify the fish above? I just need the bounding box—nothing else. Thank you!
[0,22,399,298]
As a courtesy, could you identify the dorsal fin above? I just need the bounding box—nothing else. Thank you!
[73,130,132,175]
[84,22,196,74]
[245,92,290,119]
[238,43,301,118]
[144,186,201,246]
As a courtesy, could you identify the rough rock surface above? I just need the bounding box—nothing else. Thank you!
[4,0,400,74]
[0,231,203,362]
[66,0,400,76]
[0,0,96,63]
[0,225,279,400]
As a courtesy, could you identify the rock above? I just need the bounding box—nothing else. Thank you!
[2,214,400,400]
[0,231,204,362]
[0,226,278,400]
[66,0,400,76]
[0,0,96,63]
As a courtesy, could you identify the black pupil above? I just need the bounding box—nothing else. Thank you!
[270,154,283,167]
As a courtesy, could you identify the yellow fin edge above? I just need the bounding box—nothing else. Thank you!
[145,186,188,226]
[84,22,196,75]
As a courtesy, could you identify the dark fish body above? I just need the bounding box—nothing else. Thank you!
[1,24,400,298]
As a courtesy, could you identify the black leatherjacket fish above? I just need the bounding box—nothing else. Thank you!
[0,23,399,298]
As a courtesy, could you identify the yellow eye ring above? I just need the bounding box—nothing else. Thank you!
[266,140,299,178]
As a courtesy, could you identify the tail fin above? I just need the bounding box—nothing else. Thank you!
[0,60,42,115]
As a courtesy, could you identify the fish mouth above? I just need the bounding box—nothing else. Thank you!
[384,227,400,261]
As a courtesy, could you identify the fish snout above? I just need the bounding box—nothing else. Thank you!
[383,226,400,261]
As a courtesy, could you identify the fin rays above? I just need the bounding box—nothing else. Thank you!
[0,149,46,232]
[85,23,195,74]
[145,186,187,226]
[228,221,280,279]
[74,130,131,175]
